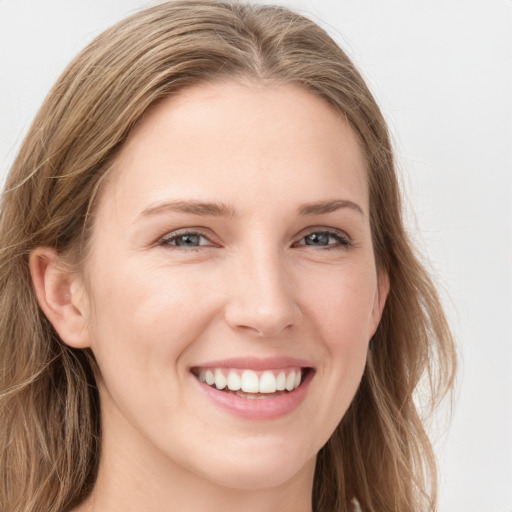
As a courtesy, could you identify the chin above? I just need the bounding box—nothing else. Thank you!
[192,438,316,491]
[210,460,313,491]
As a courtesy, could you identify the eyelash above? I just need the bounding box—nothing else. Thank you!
[294,230,352,250]
[158,228,352,252]
[159,230,215,251]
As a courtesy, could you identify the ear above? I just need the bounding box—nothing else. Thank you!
[369,270,390,338]
[29,247,91,349]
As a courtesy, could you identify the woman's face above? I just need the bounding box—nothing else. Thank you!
[80,81,388,490]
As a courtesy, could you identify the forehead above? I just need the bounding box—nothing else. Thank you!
[101,80,368,219]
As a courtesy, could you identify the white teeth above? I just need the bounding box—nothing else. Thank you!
[285,371,296,391]
[214,369,227,390]
[276,371,286,391]
[205,370,215,386]
[227,371,241,391]
[259,371,277,393]
[241,370,259,393]
[294,370,301,388]
[197,368,305,394]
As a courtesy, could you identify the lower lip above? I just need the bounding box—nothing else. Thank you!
[193,370,314,420]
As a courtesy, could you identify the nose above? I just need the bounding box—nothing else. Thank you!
[223,247,302,338]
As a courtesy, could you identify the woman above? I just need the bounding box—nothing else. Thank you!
[0,1,456,511]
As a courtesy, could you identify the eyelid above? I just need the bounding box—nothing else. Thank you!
[158,228,218,248]
[156,226,352,251]
[293,227,352,249]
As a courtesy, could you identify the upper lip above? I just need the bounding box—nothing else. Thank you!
[190,356,314,371]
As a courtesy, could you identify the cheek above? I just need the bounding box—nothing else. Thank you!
[84,261,222,436]
[301,260,378,345]
[299,262,375,421]
[85,259,219,386]
[94,263,209,333]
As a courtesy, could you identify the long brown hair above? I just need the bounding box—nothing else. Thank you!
[0,2,456,510]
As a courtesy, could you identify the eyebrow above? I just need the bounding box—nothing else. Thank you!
[138,198,364,219]
[297,199,364,217]
[140,200,236,218]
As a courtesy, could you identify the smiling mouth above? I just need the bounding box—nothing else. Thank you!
[191,367,311,399]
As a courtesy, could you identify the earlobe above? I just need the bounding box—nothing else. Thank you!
[29,247,91,349]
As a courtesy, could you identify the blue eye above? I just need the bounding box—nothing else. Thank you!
[297,230,351,249]
[159,229,351,252]
[160,231,211,248]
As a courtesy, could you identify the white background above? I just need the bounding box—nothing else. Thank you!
[1,1,511,510]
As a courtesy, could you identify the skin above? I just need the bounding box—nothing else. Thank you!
[30,81,389,512]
